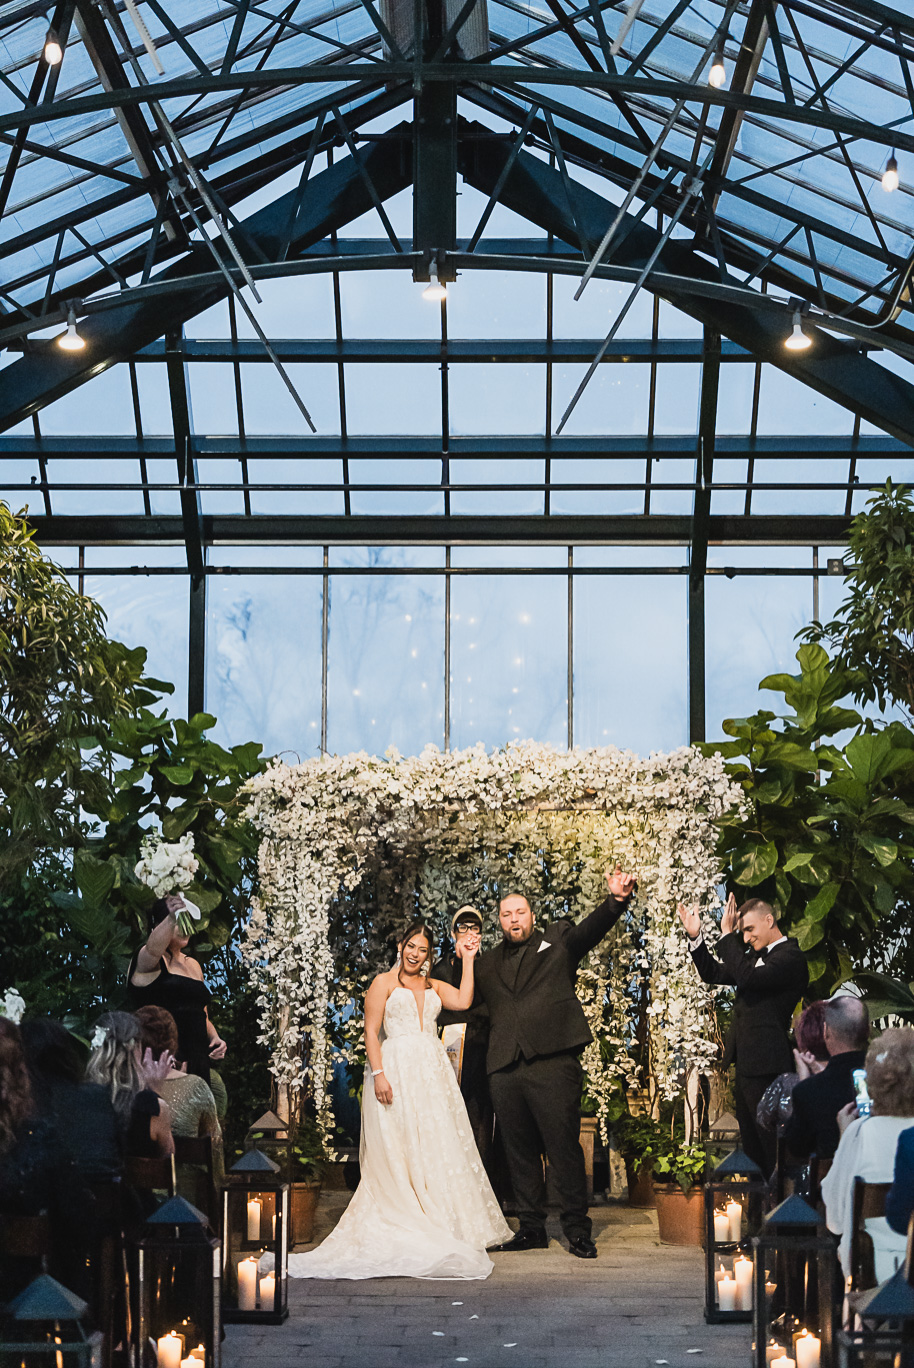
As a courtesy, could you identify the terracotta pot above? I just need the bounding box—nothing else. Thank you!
[290,1180,321,1245]
[624,1160,656,1208]
[652,1182,704,1245]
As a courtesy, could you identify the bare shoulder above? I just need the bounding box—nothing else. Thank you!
[367,970,395,999]
[183,956,205,981]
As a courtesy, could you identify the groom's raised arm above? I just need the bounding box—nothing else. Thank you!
[565,866,637,961]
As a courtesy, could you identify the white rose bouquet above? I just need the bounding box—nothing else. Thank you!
[135,831,201,936]
[0,988,26,1024]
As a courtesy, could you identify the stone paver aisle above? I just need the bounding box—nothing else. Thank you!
[224,1194,751,1368]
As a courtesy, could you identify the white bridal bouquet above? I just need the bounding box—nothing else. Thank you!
[0,988,26,1024]
[135,830,201,936]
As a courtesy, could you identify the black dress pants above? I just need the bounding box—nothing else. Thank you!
[488,1051,589,1241]
[734,1071,778,1177]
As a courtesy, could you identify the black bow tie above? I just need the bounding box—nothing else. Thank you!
[756,946,770,962]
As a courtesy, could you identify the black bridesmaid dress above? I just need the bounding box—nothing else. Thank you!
[127,954,213,1081]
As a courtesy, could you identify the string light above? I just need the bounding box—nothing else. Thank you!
[57,304,85,352]
[708,43,726,88]
[784,310,811,351]
[43,24,63,64]
[882,152,899,192]
[422,268,447,302]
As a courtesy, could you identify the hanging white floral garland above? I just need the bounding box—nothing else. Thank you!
[241,742,743,1146]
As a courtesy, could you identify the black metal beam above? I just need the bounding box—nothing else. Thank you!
[0,132,412,433]
[457,127,914,449]
[125,337,757,363]
[412,81,457,271]
[690,327,720,589]
[22,512,854,545]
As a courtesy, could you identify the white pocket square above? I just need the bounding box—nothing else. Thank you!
[537,941,551,953]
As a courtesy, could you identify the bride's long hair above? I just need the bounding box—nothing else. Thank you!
[396,921,433,987]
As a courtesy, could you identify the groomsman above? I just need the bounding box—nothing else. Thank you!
[473,866,636,1259]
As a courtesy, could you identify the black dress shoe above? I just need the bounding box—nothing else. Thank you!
[492,1229,549,1252]
[568,1236,597,1259]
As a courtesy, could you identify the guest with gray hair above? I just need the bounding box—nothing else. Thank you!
[782,993,870,1161]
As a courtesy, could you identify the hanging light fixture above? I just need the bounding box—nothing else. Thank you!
[784,310,811,351]
[43,23,63,64]
[57,305,85,352]
[882,151,899,192]
[708,42,726,88]
[422,268,447,302]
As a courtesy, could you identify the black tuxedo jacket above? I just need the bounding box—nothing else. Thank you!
[433,954,490,1051]
[473,893,630,1075]
[782,1049,866,1160]
[690,932,809,1077]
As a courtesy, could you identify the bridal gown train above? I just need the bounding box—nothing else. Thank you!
[287,985,511,1280]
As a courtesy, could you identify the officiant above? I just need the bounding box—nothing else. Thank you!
[433,907,496,1170]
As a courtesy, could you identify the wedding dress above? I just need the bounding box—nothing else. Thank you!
[287,985,511,1279]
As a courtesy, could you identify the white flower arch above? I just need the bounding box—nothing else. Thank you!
[241,742,743,1146]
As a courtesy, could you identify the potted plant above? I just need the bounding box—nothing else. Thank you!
[612,1112,663,1208]
[650,1137,706,1246]
[287,1117,326,1247]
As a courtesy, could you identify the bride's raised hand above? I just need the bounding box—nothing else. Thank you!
[374,1073,393,1105]
[461,937,479,960]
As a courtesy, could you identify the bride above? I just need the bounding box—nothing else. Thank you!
[287,920,511,1280]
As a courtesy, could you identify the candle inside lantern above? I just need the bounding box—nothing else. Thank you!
[188,1348,205,1363]
[272,1212,277,1238]
[770,1358,796,1368]
[238,1257,258,1311]
[246,1197,262,1241]
[260,1271,276,1309]
[794,1332,821,1368]
[718,1275,737,1311]
[733,1254,753,1310]
[765,1280,777,1298]
[765,1346,787,1365]
[714,1211,730,1242]
[726,1199,742,1242]
[157,1334,183,1368]
[180,1358,197,1368]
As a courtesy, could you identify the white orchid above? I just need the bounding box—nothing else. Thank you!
[0,989,25,1024]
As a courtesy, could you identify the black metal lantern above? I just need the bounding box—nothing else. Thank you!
[136,1196,221,1368]
[837,1264,914,1368]
[704,1111,742,1174]
[704,1149,768,1323]
[222,1148,289,1325]
[0,1276,103,1368]
[245,1111,294,1181]
[751,1194,841,1368]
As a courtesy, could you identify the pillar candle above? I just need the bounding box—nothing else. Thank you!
[157,1334,183,1368]
[765,1281,777,1298]
[238,1257,258,1311]
[718,1275,737,1311]
[260,1271,276,1309]
[734,1255,753,1310]
[246,1198,262,1241]
[180,1358,197,1368]
[794,1332,821,1368]
[188,1348,205,1362]
[770,1358,796,1368]
[726,1199,742,1242]
[714,1211,730,1242]
[765,1346,787,1365]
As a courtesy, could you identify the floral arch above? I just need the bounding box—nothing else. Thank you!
[241,742,743,1145]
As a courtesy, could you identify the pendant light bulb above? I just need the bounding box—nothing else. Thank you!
[57,305,85,352]
[422,269,447,302]
[784,310,811,351]
[708,45,726,88]
[882,153,899,192]
[44,25,63,64]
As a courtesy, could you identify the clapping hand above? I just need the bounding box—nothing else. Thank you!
[794,1049,828,1081]
[837,1101,859,1135]
[140,1047,174,1087]
[208,1035,228,1060]
[720,892,739,936]
[677,902,701,938]
[605,865,637,900]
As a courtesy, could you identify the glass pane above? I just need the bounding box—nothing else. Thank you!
[449,458,544,514]
[327,574,445,754]
[756,366,853,436]
[449,574,567,748]
[705,576,816,738]
[653,364,700,435]
[83,573,189,716]
[206,575,323,758]
[552,363,650,434]
[448,364,545,436]
[348,458,444,516]
[574,574,687,752]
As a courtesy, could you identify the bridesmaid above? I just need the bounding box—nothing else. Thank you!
[127,895,227,1083]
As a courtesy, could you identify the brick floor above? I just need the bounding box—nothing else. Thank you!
[223,1193,752,1368]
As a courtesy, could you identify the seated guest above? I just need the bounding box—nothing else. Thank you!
[783,994,870,1160]
[757,1000,829,1136]
[821,1027,914,1281]
[0,1019,88,1302]
[886,1124,914,1237]
[134,1006,223,1190]
[86,1011,174,1159]
[20,1019,123,1180]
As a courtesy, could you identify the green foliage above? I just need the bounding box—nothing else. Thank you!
[0,502,156,889]
[802,481,914,722]
[704,643,914,991]
[612,1111,666,1166]
[854,971,914,1025]
[650,1141,706,1194]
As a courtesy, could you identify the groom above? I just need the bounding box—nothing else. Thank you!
[474,865,637,1259]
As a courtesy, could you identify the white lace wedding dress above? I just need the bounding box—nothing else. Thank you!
[287,985,511,1280]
